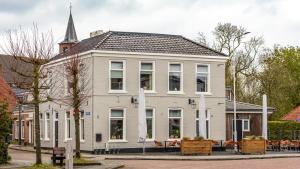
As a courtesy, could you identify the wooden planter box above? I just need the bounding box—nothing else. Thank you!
[241,139,266,154]
[181,140,212,155]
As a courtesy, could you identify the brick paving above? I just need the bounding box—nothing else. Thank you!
[120,158,300,169]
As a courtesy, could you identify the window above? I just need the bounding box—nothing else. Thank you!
[169,63,182,92]
[45,113,50,140]
[196,110,210,138]
[109,109,125,140]
[196,64,209,93]
[146,109,155,140]
[40,113,44,139]
[168,109,182,139]
[243,119,250,132]
[15,121,18,139]
[80,111,85,141]
[21,121,25,139]
[140,62,155,91]
[110,61,125,91]
[65,111,71,140]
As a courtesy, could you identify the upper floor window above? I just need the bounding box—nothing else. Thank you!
[140,62,155,91]
[110,61,125,91]
[168,63,182,93]
[196,64,209,93]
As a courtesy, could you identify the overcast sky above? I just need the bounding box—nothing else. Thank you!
[0,0,299,52]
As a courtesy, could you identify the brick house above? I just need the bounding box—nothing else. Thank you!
[0,54,34,145]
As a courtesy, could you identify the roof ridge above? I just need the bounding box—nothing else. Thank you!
[180,36,226,56]
[109,30,182,37]
[93,31,113,49]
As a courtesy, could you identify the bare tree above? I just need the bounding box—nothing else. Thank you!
[51,53,90,158]
[1,25,53,164]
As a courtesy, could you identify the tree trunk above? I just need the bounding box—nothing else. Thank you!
[74,108,80,158]
[33,64,42,164]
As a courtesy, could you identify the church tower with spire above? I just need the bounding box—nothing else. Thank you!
[59,4,78,53]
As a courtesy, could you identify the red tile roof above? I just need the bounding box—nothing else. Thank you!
[281,106,300,123]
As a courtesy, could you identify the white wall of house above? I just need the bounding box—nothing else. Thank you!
[39,51,227,151]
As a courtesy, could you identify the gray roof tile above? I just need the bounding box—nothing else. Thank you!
[52,31,226,60]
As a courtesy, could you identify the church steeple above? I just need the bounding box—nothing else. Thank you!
[59,3,78,53]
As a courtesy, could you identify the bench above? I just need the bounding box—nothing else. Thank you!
[51,147,66,166]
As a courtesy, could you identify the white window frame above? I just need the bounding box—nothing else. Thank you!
[21,120,25,139]
[44,112,50,141]
[65,111,72,141]
[195,64,211,95]
[108,108,127,142]
[145,108,155,141]
[139,61,156,93]
[168,63,184,94]
[80,110,85,142]
[242,119,250,132]
[195,110,210,139]
[109,60,127,93]
[168,108,183,140]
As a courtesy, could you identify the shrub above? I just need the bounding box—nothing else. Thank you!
[0,101,12,164]
[268,121,300,140]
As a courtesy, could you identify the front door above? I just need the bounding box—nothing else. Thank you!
[54,121,58,147]
[233,119,243,141]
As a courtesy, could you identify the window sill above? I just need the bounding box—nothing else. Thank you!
[144,91,157,94]
[80,140,85,143]
[108,90,128,94]
[195,92,212,96]
[64,138,72,142]
[145,139,155,142]
[167,91,185,95]
[167,138,181,141]
[44,138,50,141]
[108,140,128,143]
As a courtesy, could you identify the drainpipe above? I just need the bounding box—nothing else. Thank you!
[18,104,22,145]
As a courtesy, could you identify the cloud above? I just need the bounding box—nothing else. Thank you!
[0,0,300,53]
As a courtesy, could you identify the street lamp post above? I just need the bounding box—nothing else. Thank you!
[233,31,250,153]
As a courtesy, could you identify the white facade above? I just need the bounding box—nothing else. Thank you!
[39,50,227,152]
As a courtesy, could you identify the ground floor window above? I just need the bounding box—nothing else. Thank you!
[15,121,18,139]
[242,119,250,132]
[21,121,25,139]
[110,109,125,140]
[80,111,85,141]
[196,110,210,138]
[168,109,182,139]
[45,113,50,139]
[146,109,154,139]
[65,111,71,140]
[40,113,44,139]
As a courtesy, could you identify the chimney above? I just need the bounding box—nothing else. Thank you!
[90,30,104,38]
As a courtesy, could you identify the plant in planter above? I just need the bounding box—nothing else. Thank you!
[180,136,212,155]
[242,135,266,154]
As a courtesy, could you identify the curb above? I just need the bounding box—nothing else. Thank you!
[9,146,52,155]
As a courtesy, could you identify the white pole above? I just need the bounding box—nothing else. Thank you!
[233,57,238,153]
[262,94,268,139]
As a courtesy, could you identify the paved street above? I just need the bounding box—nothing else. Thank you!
[120,158,300,169]
[8,149,300,169]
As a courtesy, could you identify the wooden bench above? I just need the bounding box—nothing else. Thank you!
[51,147,66,166]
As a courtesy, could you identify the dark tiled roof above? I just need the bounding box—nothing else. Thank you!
[52,31,226,60]
[226,100,275,112]
[0,55,34,86]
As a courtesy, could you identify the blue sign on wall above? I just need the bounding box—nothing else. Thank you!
[297,118,300,122]
[86,112,91,116]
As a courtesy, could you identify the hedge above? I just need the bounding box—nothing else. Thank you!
[268,121,300,140]
[0,101,11,164]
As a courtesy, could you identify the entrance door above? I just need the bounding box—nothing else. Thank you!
[232,119,243,141]
[54,121,58,147]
